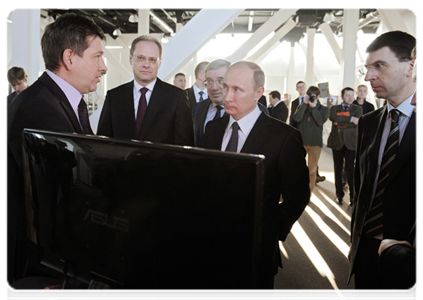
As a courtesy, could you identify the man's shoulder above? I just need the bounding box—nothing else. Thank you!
[108,81,133,94]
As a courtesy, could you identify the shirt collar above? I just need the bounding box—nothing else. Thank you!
[134,78,157,92]
[227,105,261,135]
[46,70,83,113]
[193,83,207,96]
[273,99,283,107]
[387,92,415,118]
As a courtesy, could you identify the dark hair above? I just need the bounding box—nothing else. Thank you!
[269,90,281,100]
[366,30,416,61]
[194,61,209,79]
[41,13,105,72]
[411,42,420,59]
[7,67,27,84]
[174,73,185,79]
[296,81,305,87]
[306,86,320,97]
[130,35,162,58]
[341,87,354,97]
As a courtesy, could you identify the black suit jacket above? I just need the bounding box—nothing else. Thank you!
[348,105,416,282]
[192,98,212,148]
[327,104,362,151]
[97,78,194,147]
[204,113,310,278]
[185,85,197,109]
[289,97,301,127]
[269,101,288,123]
[353,99,375,115]
[8,71,85,282]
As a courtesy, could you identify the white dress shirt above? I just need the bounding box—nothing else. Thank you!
[193,84,208,102]
[221,105,262,152]
[133,79,157,119]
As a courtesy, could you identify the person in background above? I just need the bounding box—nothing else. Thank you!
[173,72,186,89]
[353,84,375,115]
[186,61,209,109]
[7,67,28,105]
[268,90,288,122]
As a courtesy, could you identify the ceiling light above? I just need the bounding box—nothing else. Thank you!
[113,28,122,36]
[129,13,138,23]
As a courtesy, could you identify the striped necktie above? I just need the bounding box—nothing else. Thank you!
[364,109,400,237]
[136,87,148,137]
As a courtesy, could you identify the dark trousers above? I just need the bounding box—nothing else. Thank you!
[354,236,383,289]
[332,146,355,200]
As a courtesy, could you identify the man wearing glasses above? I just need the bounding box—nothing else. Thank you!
[97,35,194,146]
[348,31,416,289]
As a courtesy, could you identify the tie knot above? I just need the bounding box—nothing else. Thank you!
[199,91,204,96]
[216,105,222,112]
[232,122,240,131]
[140,87,149,95]
[78,98,87,109]
[390,109,400,123]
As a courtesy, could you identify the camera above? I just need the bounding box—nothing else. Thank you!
[309,95,316,103]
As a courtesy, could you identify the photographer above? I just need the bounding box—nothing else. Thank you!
[292,86,329,193]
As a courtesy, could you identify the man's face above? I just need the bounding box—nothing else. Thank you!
[410,56,420,113]
[268,95,277,106]
[130,41,161,86]
[296,83,306,96]
[205,66,227,105]
[12,78,28,94]
[174,75,186,89]
[222,66,263,120]
[72,36,107,94]
[342,90,355,105]
[356,86,368,100]
[364,46,413,101]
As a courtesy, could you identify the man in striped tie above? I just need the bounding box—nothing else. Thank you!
[348,31,416,289]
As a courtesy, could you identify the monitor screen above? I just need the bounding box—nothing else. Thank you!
[22,129,265,289]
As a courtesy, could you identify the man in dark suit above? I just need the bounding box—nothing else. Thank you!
[7,13,107,284]
[352,84,375,115]
[186,61,209,109]
[268,90,288,122]
[97,35,194,147]
[348,30,416,289]
[327,87,362,205]
[7,67,28,106]
[192,59,231,148]
[289,81,307,127]
[204,61,310,288]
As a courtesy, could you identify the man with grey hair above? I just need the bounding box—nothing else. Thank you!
[98,35,194,146]
[186,61,209,109]
[192,59,231,148]
[204,61,310,288]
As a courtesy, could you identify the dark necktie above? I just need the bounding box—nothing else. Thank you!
[344,105,349,111]
[364,109,400,238]
[199,91,204,102]
[225,122,240,152]
[213,105,223,120]
[78,99,93,134]
[136,87,148,137]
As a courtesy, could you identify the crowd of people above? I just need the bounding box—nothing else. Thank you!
[7,12,416,290]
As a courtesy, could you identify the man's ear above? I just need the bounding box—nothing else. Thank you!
[255,86,265,100]
[62,49,74,71]
[406,59,415,78]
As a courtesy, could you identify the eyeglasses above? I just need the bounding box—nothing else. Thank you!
[204,79,224,87]
[133,55,160,64]
[364,59,410,72]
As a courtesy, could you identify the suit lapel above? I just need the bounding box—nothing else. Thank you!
[138,78,166,140]
[385,111,416,185]
[241,113,272,154]
[366,106,388,189]
[118,81,137,138]
[209,116,228,150]
[199,99,211,130]
[39,72,83,134]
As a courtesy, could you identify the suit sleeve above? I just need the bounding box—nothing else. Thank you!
[174,89,195,146]
[292,103,307,123]
[351,116,364,239]
[281,103,288,123]
[97,92,113,137]
[278,128,310,240]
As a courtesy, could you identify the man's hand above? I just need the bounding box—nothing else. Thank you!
[352,117,359,125]
[378,239,413,256]
[304,94,317,108]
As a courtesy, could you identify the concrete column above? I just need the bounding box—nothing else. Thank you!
[341,9,359,89]
[377,9,410,33]
[227,9,298,62]
[305,27,315,86]
[11,9,40,85]
[248,18,296,63]
[286,44,296,99]
[138,9,150,35]
[158,9,244,81]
